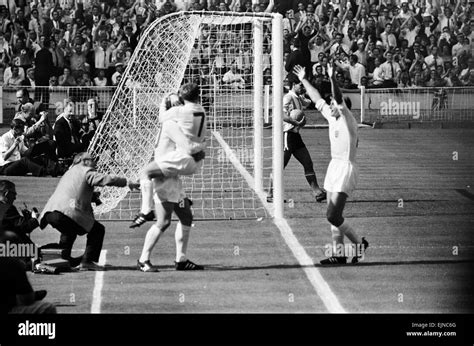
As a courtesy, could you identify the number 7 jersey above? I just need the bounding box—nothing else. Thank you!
[160,102,207,146]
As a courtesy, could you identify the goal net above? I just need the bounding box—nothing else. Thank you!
[88,11,284,220]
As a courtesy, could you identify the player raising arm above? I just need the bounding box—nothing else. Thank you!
[267,74,326,203]
[293,64,369,265]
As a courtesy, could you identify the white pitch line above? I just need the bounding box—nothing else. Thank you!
[213,131,346,313]
[91,250,107,314]
[273,218,346,313]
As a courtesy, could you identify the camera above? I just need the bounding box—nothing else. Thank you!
[92,191,102,206]
[34,263,60,275]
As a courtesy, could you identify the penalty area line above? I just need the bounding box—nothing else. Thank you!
[212,131,346,313]
[91,249,107,313]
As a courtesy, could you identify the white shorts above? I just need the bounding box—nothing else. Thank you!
[152,176,186,204]
[324,159,359,195]
[154,151,201,177]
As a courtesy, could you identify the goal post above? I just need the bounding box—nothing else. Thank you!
[88,11,284,221]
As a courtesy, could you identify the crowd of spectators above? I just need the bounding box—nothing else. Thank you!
[282,0,474,90]
[0,0,473,90]
[0,88,102,177]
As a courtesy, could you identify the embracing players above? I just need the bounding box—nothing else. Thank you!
[130,90,206,228]
[293,64,369,264]
[135,82,207,272]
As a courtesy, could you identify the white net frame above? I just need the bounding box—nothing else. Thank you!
[88,11,283,220]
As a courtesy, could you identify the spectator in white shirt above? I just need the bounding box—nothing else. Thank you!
[370,58,385,87]
[5,65,24,86]
[111,62,124,85]
[380,23,397,51]
[400,17,421,47]
[93,69,108,86]
[328,33,349,57]
[452,34,470,58]
[424,46,444,72]
[354,38,368,67]
[94,38,113,71]
[308,35,326,64]
[222,65,245,89]
[380,51,401,88]
[336,54,366,87]
[0,119,45,176]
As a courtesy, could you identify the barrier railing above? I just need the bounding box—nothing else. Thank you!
[0,86,117,124]
[2,85,474,125]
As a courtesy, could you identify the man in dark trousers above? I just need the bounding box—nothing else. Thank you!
[1,231,56,314]
[39,152,140,270]
[34,39,54,107]
[285,38,311,81]
[53,97,84,159]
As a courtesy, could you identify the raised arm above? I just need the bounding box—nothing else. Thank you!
[264,0,274,13]
[328,62,343,104]
[293,65,323,104]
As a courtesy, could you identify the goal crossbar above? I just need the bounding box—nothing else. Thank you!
[88,11,284,220]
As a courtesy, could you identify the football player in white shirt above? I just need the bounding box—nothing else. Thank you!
[136,83,206,272]
[293,64,369,265]
[130,83,206,229]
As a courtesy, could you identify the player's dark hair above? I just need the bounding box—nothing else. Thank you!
[17,87,29,98]
[64,96,75,104]
[11,118,25,130]
[0,180,15,194]
[179,83,200,102]
[287,73,301,88]
[291,38,301,48]
[344,97,352,110]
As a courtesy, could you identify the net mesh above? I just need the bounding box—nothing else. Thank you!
[88,11,277,220]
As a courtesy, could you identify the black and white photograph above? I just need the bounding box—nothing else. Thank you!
[0,0,473,344]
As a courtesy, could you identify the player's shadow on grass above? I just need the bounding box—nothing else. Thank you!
[102,259,474,271]
[315,258,474,268]
[104,264,177,271]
